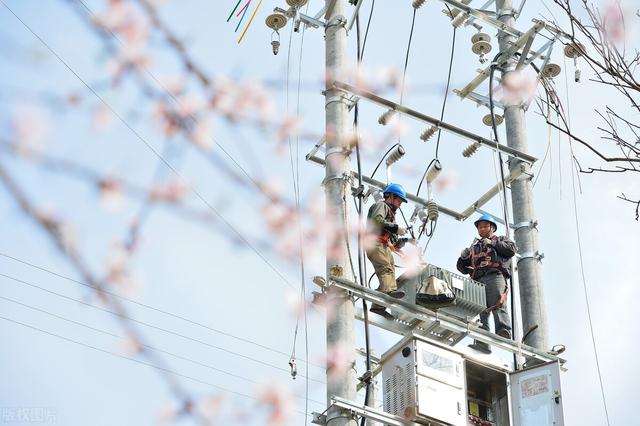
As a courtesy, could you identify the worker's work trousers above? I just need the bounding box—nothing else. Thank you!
[366,242,397,293]
[477,271,511,335]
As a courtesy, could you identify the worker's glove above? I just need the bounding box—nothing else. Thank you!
[460,248,471,259]
[397,227,408,236]
[395,237,409,249]
[481,238,493,246]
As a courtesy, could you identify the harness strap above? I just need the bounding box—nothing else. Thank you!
[485,286,509,313]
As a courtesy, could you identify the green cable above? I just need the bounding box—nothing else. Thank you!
[226,0,242,22]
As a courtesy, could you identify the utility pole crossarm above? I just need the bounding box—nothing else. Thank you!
[330,81,538,164]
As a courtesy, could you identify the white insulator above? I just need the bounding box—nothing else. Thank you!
[425,159,442,184]
[462,142,481,158]
[574,61,582,83]
[426,200,439,221]
[378,109,396,125]
[413,0,427,9]
[385,144,406,166]
[420,126,438,142]
[271,40,280,55]
[417,208,428,223]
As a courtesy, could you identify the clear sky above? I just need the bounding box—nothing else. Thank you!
[0,0,638,425]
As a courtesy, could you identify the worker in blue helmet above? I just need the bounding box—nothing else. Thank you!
[365,183,409,319]
[457,213,516,353]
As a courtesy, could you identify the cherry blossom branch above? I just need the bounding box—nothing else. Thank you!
[0,162,205,422]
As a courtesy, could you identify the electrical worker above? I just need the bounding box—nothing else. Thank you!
[457,214,516,351]
[366,183,409,319]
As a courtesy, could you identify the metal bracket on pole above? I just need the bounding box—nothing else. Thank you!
[514,219,538,231]
[346,0,364,31]
[274,6,325,28]
[324,92,359,111]
[459,163,525,220]
[457,21,545,98]
[321,170,350,186]
[516,251,544,264]
[453,89,506,110]
[306,137,326,160]
[438,0,522,37]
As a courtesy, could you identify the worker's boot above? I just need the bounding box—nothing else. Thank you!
[468,340,492,354]
[387,289,405,299]
[497,329,512,340]
[370,304,394,320]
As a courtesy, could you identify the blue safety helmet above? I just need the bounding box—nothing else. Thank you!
[383,183,407,203]
[474,213,497,232]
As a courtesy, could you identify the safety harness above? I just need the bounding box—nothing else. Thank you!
[470,236,509,312]
[376,202,396,246]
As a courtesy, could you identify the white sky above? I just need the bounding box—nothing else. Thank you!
[0,0,638,425]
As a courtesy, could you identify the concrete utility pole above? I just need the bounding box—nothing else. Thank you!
[324,1,357,425]
[496,0,549,350]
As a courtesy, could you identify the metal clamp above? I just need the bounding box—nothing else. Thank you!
[325,146,352,156]
[514,220,538,231]
[517,251,544,264]
[325,15,347,29]
[325,92,358,110]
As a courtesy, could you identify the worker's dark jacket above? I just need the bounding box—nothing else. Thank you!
[367,200,399,246]
[456,235,516,279]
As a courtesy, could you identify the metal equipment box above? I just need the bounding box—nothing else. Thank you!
[397,264,487,321]
[382,337,467,425]
[381,334,565,426]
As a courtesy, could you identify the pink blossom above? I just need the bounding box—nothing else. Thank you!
[118,335,143,355]
[434,170,460,193]
[256,382,294,426]
[396,243,424,278]
[149,179,191,202]
[157,403,177,424]
[495,68,537,106]
[189,118,213,149]
[98,179,125,211]
[93,1,149,44]
[275,115,302,147]
[197,395,224,423]
[159,75,185,96]
[325,342,354,382]
[602,1,626,43]
[11,105,49,156]
[93,105,115,131]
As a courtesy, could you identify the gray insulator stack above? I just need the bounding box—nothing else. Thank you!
[420,126,438,142]
[378,109,396,125]
[426,199,439,221]
[412,0,427,9]
[385,144,406,166]
[462,142,481,158]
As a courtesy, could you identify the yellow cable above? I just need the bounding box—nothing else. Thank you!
[237,0,264,44]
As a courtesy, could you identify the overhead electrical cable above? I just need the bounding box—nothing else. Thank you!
[0,271,326,384]
[0,251,324,369]
[0,315,320,415]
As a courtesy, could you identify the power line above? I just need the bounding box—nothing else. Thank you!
[0,314,317,416]
[0,294,325,407]
[0,0,298,294]
[563,51,611,425]
[0,271,326,384]
[286,1,313,423]
[0,251,324,370]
